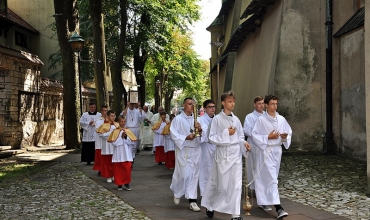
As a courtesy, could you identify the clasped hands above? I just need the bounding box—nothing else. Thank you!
[268,130,288,141]
[228,126,236,136]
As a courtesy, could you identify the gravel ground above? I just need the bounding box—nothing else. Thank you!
[0,161,150,220]
[0,152,369,220]
[279,154,370,220]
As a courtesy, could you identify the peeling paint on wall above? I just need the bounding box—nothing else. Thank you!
[275,10,316,122]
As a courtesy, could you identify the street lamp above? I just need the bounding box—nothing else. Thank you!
[68,32,101,113]
[155,79,161,107]
[136,70,143,80]
[136,70,144,105]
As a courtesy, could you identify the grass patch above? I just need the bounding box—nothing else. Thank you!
[0,161,55,184]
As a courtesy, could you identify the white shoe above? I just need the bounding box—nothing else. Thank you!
[174,197,180,205]
[107,178,112,183]
[277,209,288,218]
[259,205,272,211]
[189,202,200,212]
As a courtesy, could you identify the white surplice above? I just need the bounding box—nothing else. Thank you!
[140,111,154,146]
[94,117,105,150]
[80,112,102,142]
[164,134,175,153]
[201,110,247,215]
[197,113,216,197]
[111,130,134,163]
[125,108,146,155]
[251,111,292,205]
[150,113,169,151]
[153,121,167,147]
[99,124,116,155]
[243,110,264,190]
[170,112,201,200]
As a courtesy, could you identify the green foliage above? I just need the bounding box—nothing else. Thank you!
[144,30,210,105]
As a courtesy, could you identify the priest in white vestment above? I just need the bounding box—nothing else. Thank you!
[198,99,216,197]
[170,98,203,212]
[139,105,154,150]
[80,103,101,165]
[201,91,250,220]
[252,94,291,219]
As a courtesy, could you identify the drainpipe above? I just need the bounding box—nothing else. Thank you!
[325,0,334,154]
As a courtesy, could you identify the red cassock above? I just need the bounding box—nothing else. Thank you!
[165,150,175,169]
[100,154,113,178]
[93,149,102,171]
[155,146,166,163]
[113,162,132,185]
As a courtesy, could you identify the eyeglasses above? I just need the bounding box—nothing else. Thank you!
[207,106,216,109]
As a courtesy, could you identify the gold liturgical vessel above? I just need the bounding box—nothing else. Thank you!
[243,157,252,215]
[193,103,201,137]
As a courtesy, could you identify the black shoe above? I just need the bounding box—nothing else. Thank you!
[118,185,123,191]
[97,171,101,176]
[124,184,131,191]
[87,162,91,165]
[231,217,243,220]
[158,162,162,165]
[206,209,214,218]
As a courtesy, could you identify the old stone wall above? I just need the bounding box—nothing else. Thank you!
[0,53,40,148]
[0,51,65,148]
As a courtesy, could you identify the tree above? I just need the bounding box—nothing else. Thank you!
[145,30,209,113]
[53,0,81,149]
[126,0,201,105]
[89,0,109,108]
[110,0,128,115]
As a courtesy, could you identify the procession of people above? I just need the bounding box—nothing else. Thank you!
[79,92,292,220]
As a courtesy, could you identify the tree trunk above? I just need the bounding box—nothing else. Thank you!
[165,89,174,114]
[89,0,109,108]
[133,11,150,105]
[112,0,128,115]
[53,0,81,149]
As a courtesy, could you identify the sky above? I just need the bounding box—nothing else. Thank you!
[190,0,222,60]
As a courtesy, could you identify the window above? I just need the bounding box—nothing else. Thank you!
[15,31,27,47]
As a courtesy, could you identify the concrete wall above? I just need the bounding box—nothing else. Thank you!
[215,0,368,159]
[338,29,365,158]
[232,0,284,126]
[273,0,325,150]
[8,0,61,78]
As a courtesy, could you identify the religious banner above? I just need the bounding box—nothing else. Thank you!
[129,90,139,103]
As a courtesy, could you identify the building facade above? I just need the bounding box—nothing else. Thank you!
[209,0,367,160]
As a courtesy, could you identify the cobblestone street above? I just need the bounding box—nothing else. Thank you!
[0,151,368,219]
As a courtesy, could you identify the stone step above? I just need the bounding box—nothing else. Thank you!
[0,146,12,151]
[0,149,25,159]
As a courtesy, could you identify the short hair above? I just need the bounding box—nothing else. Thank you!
[264,94,279,104]
[89,102,96,106]
[221,91,236,102]
[117,115,126,121]
[183,97,193,104]
[107,110,115,116]
[253,96,264,103]
[160,111,167,116]
[101,105,108,109]
[203,99,215,108]
[170,114,176,119]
